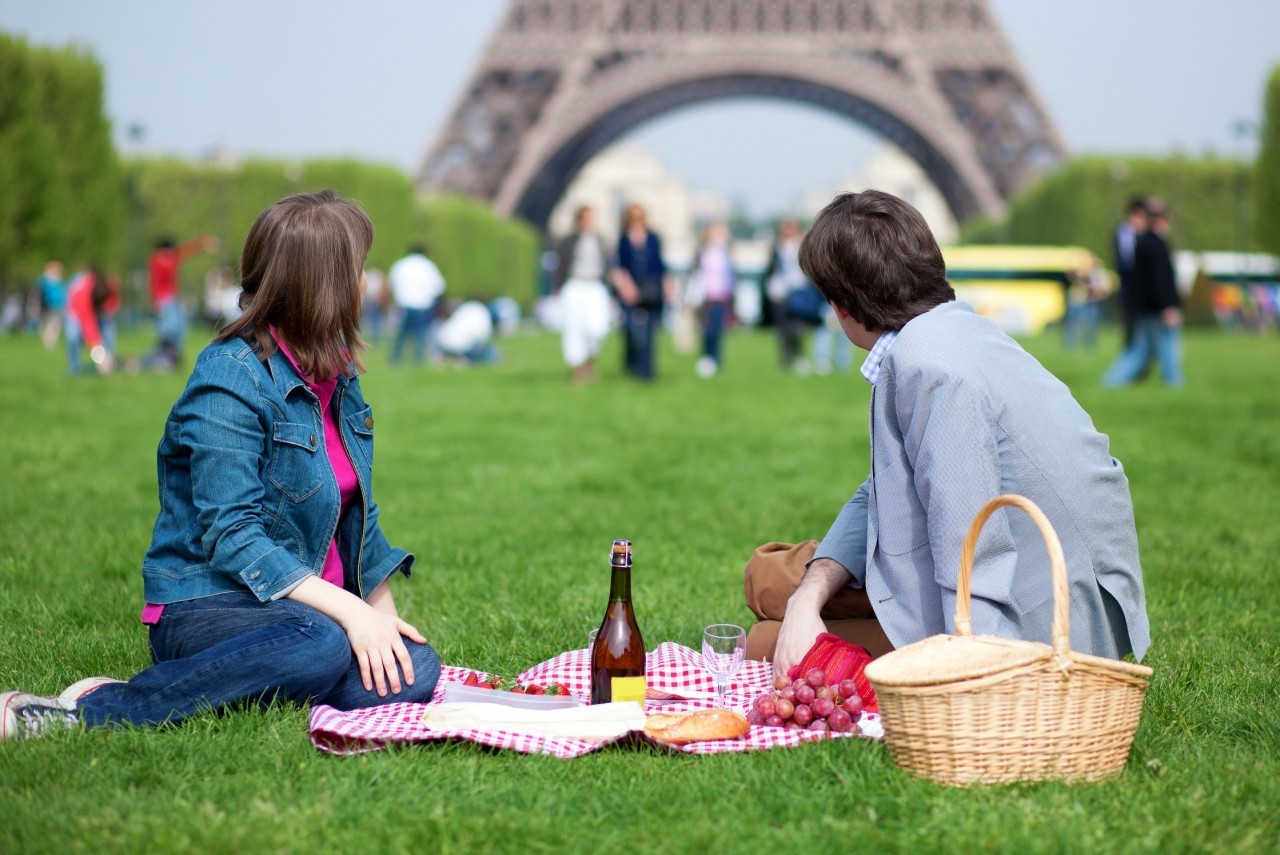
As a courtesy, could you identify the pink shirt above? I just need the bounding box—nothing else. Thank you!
[141,334,357,624]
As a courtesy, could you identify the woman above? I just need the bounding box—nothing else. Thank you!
[2,191,440,739]
[690,222,736,377]
[612,203,672,381]
[554,205,613,385]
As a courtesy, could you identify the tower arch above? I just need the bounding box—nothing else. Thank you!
[420,0,1065,231]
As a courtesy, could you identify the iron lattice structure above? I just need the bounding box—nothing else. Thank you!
[418,0,1066,228]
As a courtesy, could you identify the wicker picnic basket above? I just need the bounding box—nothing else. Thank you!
[864,494,1152,785]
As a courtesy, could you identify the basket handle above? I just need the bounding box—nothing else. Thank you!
[954,494,1071,659]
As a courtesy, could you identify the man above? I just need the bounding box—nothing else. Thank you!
[389,245,446,364]
[1102,201,1183,388]
[1113,198,1148,348]
[746,191,1151,676]
[760,218,817,372]
[554,205,613,385]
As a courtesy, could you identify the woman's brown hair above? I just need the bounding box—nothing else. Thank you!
[218,190,371,380]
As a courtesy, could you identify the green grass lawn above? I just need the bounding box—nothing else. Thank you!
[1,324,1277,853]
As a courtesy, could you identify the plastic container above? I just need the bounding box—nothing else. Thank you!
[443,683,583,710]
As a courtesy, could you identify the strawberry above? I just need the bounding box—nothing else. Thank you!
[525,684,547,695]
[510,686,526,694]
[485,675,505,691]
[463,673,480,687]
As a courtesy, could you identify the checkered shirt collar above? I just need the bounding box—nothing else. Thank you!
[860,331,899,386]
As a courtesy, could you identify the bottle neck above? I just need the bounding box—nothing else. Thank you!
[608,564,632,602]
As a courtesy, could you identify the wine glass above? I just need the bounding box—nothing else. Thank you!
[702,624,746,708]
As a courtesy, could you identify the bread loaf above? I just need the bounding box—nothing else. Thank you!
[644,709,750,744]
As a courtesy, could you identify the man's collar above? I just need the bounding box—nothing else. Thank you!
[860,330,899,386]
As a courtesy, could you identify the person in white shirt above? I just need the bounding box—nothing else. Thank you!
[553,206,614,385]
[435,300,497,364]
[389,245,445,364]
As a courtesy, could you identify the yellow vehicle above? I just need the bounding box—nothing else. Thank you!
[942,245,1101,335]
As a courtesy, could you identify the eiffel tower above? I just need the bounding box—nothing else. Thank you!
[419,0,1065,229]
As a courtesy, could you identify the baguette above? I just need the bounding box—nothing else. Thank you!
[644,709,750,744]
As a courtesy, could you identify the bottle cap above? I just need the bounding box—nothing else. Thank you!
[610,539,632,567]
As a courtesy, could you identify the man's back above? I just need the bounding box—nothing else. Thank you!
[867,301,1150,661]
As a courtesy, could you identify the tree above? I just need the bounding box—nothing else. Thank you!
[0,35,122,292]
[1253,65,1280,256]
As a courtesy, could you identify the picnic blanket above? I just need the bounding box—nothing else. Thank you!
[309,642,883,758]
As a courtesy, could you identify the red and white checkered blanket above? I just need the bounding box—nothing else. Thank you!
[309,642,882,757]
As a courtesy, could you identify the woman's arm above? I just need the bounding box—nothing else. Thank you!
[288,576,426,696]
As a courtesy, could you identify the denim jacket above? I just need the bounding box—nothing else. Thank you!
[142,337,413,604]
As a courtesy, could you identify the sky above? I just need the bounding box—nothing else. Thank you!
[3,1,1278,216]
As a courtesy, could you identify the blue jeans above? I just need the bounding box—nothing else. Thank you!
[77,591,441,728]
[65,314,87,375]
[701,301,731,365]
[157,298,186,350]
[623,306,660,380]
[1102,314,1183,388]
[1064,301,1101,349]
[392,307,433,363]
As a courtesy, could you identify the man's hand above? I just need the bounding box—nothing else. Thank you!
[774,602,827,679]
[1162,307,1182,328]
[772,557,853,678]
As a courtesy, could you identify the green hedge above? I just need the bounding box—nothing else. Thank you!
[961,155,1257,257]
[124,159,540,309]
[0,34,122,290]
[415,194,541,306]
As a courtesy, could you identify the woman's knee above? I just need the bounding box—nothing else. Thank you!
[284,610,352,688]
[399,640,441,703]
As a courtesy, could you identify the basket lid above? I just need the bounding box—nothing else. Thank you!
[864,633,1055,687]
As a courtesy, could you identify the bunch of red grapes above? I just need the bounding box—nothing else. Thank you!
[747,667,864,734]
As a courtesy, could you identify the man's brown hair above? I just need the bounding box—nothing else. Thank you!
[799,190,954,332]
[219,190,371,380]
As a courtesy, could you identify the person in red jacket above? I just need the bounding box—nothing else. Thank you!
[147,235,216,368]
[65,269,115,376]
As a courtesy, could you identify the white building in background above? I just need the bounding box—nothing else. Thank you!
[547,142,699,267]
[801,143,959,244]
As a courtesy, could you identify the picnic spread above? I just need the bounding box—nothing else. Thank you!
[311,497,1152,783]
[309,642,884,757]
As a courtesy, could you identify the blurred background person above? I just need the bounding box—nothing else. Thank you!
[37,261,66,349]
[64,267,114,376]
[201,266,237,329]
[1063,253,1108,350]
[690,222,735,378]
[612,203,672,382]
[389,244,445,365]
[812,302,853,374]
[553,205,613,386]
[762,218,818,373]
[360,267,391,344]
[435,298,498,365]
[1113,198,1148,349]
[1103,200,1183,388]
[147,234,217,369]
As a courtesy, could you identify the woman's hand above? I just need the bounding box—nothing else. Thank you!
[341,607,427,696]
[287,575,427,697]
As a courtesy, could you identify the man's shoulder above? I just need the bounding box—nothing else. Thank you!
[885,302,1017,385]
